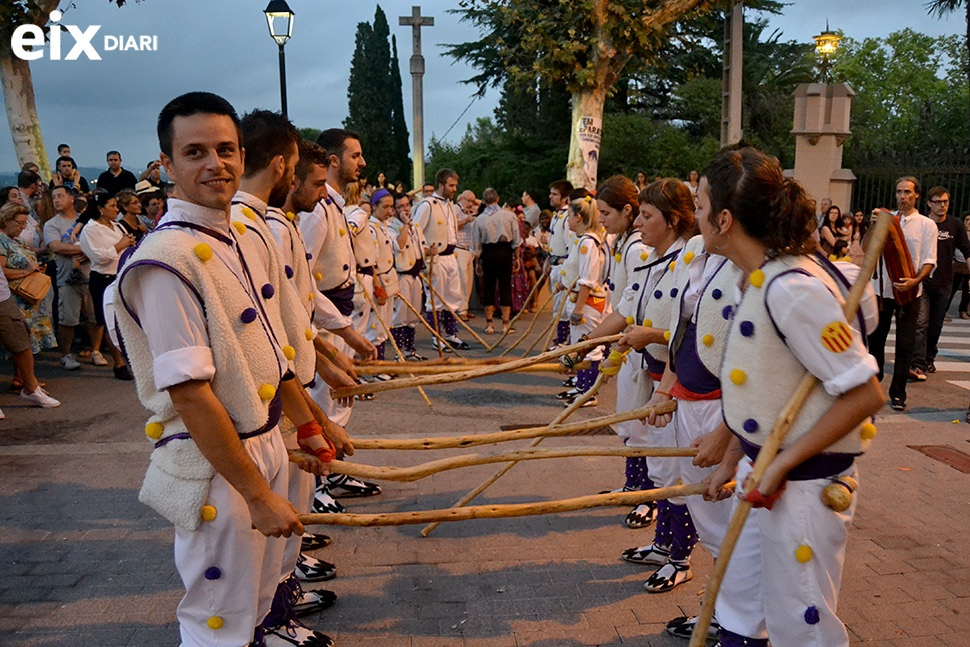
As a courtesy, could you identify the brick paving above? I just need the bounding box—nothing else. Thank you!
[2,311,970,646]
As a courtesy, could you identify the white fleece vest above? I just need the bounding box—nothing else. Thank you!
[265,208,315,320]
[607,233,649,310]
[547,208,571,258]
[668,246,740,378]
[116,227,299,531]
[311,198,355,292]
[347,206,377,269]
[369,216,400,297]
[720,255,869,455]
[560,230,608,297]
[388,217,424,272]
[638,237,695,364]
[230,204,315,386]
[415,198,452,251]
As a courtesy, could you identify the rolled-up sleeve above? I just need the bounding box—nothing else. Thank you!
[766,272,877,396]
[123,264,215,390]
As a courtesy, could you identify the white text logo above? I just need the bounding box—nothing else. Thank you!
[11,11,158,61]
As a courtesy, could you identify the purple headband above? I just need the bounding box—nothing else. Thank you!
[371,188,391,206]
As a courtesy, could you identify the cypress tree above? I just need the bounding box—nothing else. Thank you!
[388,34,412,188]
[345,6,411,189]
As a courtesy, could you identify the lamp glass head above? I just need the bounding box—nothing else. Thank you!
[264,0,294,46]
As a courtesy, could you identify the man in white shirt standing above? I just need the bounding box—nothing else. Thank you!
[867,176,938,411]
[455,189,479,321]
[413,168,470,351]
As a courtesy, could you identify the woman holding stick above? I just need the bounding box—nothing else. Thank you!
[557,195,610,407]
[698,147,883,647]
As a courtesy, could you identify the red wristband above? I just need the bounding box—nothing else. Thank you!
[297,421,336,463]
[745,483,786,510]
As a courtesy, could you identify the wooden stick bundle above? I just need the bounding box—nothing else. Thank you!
[488,274,547,352]
[331,333,623,399]
[353,399,677,450]
[420,370,608,536]
[689,209,893,646]
[523,279,579,357]
[418,271,491,349]
[395,292,465,358]
[354,362,587,376]
[359,284,432,408]
[498,288,555,357]
[300,481,735,527]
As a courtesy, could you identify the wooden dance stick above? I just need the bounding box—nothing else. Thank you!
[358,357,531,366]
[418,271,491,349]
[354,399,677,450]
[301,481,735,527]
[291,445,697,483]
[523,278,579,357]
[488,274,548,352]
[331,333,622,399]
[498,288,554,357]
[689,209,894,646]
[421,370,607,536]
[359,285,432,408]
[354,361,589,376]
[395,292,465,358]
[426,256,443,358]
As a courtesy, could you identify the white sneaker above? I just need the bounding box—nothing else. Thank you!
[60,354,81,370]
[89,350,108,366]
[0,407,5,420]
[20,387,61,408]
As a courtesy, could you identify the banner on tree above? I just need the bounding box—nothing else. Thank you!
[577,116,602,190]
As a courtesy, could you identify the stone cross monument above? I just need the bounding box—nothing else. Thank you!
[399,6,434,192]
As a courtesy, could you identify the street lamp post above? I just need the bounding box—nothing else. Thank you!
[812,20,842,83]
[264,0,295,117]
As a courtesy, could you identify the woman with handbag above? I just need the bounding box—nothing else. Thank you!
[78,192,135,380]
[0,203,57,356]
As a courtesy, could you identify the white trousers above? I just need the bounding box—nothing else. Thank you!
[674,398,732,558]
[455,247,475,314]
[426,253,462,313]
[568,298,610,361]
[352,273,374,338]
[365,289,393,344]
[174,430,289,647]
[640,379,684,504]
[715,459,857,646]
[308,333,352,428]
[393,274,423,327]
[281,465,314,581]
[614,360,652,445]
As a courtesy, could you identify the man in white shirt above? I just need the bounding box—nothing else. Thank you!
[866,176,938,411]
[413,168,470,351]
[455,189,478,321]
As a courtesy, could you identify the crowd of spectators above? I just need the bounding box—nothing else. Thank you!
[0,143,175,418]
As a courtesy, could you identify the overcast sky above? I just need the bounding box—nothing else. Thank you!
[0,0,963,174]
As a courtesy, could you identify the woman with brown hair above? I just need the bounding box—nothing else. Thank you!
[699,146,882,647]
[0,203,57,355]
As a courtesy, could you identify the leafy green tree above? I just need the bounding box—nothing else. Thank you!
[831,28,970,164]
[344,6,410,189]
[925,0,969,108]
[447,0,719,189]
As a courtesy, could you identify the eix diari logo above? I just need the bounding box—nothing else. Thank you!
[11,10,158,61]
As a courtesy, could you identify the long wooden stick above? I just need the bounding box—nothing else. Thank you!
[425,255,443,358]
[354,399,677,450]
[690,209,894,647]
[360,283,432,408]
[395,292,464,358]
[298,446,697,483]
[524,278,578,357]
[354,362,587,376]
[489,274,547,352]
[498,288,555,357]
[421,370,607,536]
[300,481,734,527]
[419,271,491,349]
[332,333,622,399]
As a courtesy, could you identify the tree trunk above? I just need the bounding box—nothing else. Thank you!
[566,87,608,190]
[0,54,51,180]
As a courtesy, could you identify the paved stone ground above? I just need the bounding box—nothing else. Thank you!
[2,304,970,646]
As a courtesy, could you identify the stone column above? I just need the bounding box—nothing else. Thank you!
[786,82,856,212]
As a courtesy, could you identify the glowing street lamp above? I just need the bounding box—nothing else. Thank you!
[813,20,842,83]
[264,0,294,117]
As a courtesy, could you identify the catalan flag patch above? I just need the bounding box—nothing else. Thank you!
[820,321,852,353]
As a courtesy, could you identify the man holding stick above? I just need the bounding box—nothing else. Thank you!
[112,92,332,647]
[413,169,470,352]
[543,180,573,350]
[388,193,428,360]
